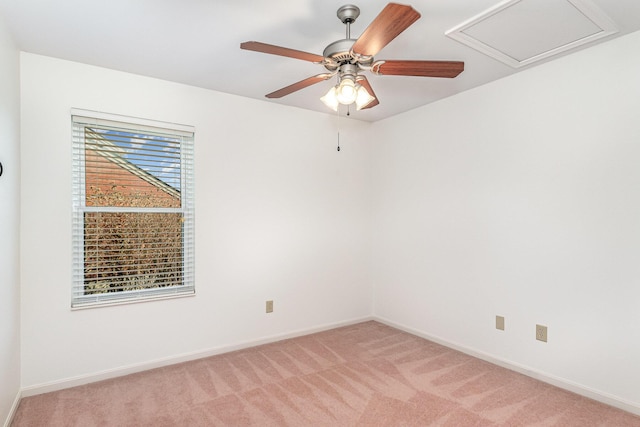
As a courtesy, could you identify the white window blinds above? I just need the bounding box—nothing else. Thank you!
[71,110,195,308]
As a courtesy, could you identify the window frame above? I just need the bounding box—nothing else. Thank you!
[71,109,195,309]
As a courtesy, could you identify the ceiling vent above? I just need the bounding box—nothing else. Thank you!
[446,0,618,68]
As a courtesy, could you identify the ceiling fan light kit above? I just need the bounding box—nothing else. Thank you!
[241,2,465,113]
[321,80,375,111]
[320,62,375,111]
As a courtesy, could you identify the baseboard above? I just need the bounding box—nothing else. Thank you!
[20,315,373,398]
[374,316,640,417]
[3,390,21,427]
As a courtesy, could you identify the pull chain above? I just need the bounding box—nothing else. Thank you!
[336,103,342,152]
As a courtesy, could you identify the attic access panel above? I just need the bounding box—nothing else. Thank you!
[446,0,618,68]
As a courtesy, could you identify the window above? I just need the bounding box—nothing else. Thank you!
[71,110,194,308]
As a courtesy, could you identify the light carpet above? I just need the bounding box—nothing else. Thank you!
[12,321,640,426]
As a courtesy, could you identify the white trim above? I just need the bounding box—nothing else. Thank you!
[445,0,618,68]
[374,316,640,417]
[20,315,373,397]
[70,290,195,311]
[70,108,194,135]
[3,390,21,427]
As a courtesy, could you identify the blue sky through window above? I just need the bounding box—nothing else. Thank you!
[93,127,181,191]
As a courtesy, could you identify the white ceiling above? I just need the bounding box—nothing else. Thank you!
[1,0,639,122]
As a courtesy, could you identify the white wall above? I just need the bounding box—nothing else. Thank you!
[372,30,640,411]
[19,53,372,390]
[16,22,640,415]
[0,13,21,426]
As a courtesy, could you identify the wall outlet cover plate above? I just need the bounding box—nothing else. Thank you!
[536,324,548,342]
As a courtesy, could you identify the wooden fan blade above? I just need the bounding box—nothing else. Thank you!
[351,3,421,58]
[356,76,380,109]
[241,41,325,63]
[372,60,464,78]
[266,74,333,99]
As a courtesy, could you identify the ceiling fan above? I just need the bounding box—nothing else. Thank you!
[240,3,464,112]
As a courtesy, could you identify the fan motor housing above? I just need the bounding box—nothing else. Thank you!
[323,39,354,64]
[323,38,373,72]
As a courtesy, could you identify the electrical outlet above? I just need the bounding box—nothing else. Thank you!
[536,324,547,342]
[266,300,273,313]
[496,315,505,331]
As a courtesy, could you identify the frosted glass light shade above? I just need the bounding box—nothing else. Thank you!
[355,85,375,110]
[335,79,357,104]
[320,87,339,111]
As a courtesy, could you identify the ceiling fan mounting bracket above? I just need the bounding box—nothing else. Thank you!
[337,5,360,24]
